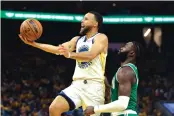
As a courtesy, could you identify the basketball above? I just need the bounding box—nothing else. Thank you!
[20,19,43,41]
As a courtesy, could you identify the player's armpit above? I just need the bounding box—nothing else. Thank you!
[117,66,136,97]
[70,34,108,61]
[61,36,79,52]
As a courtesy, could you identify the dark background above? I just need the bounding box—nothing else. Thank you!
[2,1,174,78]
[2,1,174,51]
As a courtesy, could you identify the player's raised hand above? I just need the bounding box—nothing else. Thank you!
[84,106,95,116]
[18,34,34,45]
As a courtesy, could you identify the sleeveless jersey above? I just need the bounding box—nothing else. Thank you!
[111,63,139,113]
[72,33,107,81]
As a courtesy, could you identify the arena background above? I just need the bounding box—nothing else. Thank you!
[1,1,174,116]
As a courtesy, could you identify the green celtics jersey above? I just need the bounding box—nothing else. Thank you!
[111,63,139,112]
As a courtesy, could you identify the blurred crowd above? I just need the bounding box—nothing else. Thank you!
[1,50,70,116]
[138,74,174,116]
[1,43,174,116]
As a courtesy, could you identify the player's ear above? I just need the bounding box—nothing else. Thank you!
[94,21,98,28]
[129,51,135,57]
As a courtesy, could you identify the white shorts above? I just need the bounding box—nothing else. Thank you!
[61,79,105,116]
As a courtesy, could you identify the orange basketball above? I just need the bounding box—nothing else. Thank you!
[20,19,43,41]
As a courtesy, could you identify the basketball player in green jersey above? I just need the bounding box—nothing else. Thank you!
[84,41,143,116]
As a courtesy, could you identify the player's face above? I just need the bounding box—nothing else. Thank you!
[119,42,134,53]
[118,42,134,61]
[80,13,97,35]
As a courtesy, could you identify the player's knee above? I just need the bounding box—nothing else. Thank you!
[49,101,63,114]
[49,96,69,113]
[49,104,54,113]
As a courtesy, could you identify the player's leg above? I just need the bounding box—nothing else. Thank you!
[49,83,82,116]
[49,95,70,116]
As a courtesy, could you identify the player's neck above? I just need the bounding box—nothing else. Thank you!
[86,29,98,39]
[121,59,136,66]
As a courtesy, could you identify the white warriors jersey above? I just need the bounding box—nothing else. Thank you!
[73,33,107,81]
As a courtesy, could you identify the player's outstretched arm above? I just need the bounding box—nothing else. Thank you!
[59,34,108,62]
[84,66,135,115]
[18,34,79,55]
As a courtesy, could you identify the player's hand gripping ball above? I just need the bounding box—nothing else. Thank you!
[20,18,43,41]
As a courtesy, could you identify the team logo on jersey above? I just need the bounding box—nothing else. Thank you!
[77,45,92,69]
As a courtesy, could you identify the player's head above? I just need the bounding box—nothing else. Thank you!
[80,11,103,35]
[118,41,143,63]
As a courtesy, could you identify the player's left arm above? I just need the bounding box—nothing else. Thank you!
[85,66,135,114]
[59,33,108,62]
[71,33,108,61]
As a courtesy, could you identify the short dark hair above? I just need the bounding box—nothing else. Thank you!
[88,11,103,30]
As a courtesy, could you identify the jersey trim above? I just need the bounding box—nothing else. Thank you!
[115,67,121,82]
[76,36,82,46]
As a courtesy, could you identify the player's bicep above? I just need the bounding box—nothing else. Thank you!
[118,79,131,97]
[90,34,108,57]
[61,36,79,52]
[117,67,135,97]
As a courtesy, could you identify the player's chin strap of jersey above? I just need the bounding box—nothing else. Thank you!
[94,96,130,113]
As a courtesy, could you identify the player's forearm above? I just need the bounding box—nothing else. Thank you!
[70,52,95,62]
[31,42,59,55]
[94,96,129,113]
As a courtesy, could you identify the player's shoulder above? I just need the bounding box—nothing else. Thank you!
[118,66,135,78]
[70,36,82,42]
[72,36,81,40]
[97,33,108,38]
[120,66,134,73]
[95,33,108,42]
[117,66,136,83]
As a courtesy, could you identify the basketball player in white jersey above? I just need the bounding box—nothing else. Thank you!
[18,11,108,116]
